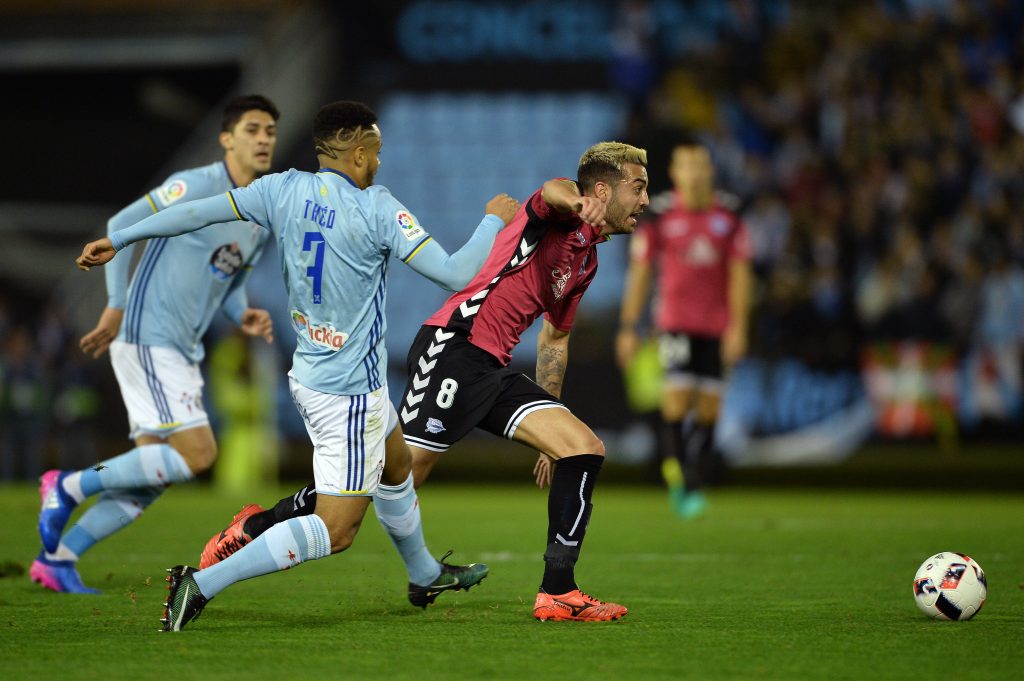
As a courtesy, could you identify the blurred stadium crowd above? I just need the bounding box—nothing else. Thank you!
[2,0,1022,478]
[621,0,1024,370]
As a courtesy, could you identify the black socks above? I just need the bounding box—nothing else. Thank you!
[243,484,318,538]
[541,454,603,595]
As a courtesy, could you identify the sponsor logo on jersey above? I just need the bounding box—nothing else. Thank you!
[290,310,349,351]
[209,243,243,280]
[550,267,572,301]
[425,418,445,434]
[574,230,587,245]
[396,210,426,242]
[155,179,188,207]
[684,234,719,265]
[710,214,730,236]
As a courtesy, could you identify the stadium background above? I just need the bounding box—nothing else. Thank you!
[1,0,1022,489]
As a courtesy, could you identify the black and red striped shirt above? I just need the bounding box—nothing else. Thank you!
[425,183,606,365]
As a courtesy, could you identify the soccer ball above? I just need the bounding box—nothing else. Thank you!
[913,552,987,621]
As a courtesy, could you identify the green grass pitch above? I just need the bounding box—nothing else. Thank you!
[1,483,1022,680]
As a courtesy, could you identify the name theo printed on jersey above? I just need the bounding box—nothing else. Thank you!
[303,199,336,229]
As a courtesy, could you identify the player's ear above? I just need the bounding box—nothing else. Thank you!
[219,130,233,152]
[352,144,366,167]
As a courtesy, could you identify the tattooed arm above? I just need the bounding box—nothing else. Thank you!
[536,319,571,398]
[533,319,572,488]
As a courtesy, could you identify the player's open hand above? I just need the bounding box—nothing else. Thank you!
[80,307,125,359]
[76,238,116,270]
[574,196,606,226]
[484,193,520,225]
[533,452,555,489]
[240,307,274,343]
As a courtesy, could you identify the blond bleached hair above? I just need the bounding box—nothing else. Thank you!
[577,141,648,191]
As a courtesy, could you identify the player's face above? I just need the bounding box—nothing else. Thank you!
[603,163,649,235]
[224,110,277,175]
[670,146,713,209]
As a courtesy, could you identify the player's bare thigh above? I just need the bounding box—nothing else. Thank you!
[410,445,440,488]
[661,385,696,421]
[510,408,605,460]
[381,425,413,486]
[135,424,218,474]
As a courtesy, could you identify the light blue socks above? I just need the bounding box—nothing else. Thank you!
[194,515,331,599]
[61,444,194,502]
[50,487,164,561]
[373,473,442,586]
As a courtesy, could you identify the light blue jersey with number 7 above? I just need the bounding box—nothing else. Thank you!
[108,167,505,396]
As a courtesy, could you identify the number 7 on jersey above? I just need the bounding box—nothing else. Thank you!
[303,231,325,304]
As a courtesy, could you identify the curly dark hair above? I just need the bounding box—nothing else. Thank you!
[313,101,379,158]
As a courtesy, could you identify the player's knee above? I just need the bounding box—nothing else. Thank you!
[328,525,359,554]
[556,431,605,458]
[182,441,218,474]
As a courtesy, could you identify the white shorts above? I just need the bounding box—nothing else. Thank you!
[288,373,387,497]
[110,341,208,439]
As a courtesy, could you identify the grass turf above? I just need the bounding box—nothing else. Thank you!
[1,483,1022,680]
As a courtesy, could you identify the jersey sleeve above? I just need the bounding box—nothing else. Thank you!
[108,194,242,250]
[372,189,433,261]
[525,182,582,228]
[104,195,158,309]
[227,175,275,228]
[729,213,753,262]
[544,263,598,332]
[146,171,194,212]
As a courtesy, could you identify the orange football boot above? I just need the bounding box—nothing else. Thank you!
[533,589,628,622]
[199,504,264,569]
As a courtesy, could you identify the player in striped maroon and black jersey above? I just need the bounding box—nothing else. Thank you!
[203,142,650,621]
[616,143,753,518]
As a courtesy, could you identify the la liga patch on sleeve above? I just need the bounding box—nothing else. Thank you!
[155,179,188,208]
[396,210,426,242]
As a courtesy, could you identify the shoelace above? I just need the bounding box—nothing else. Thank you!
[577,591,607,605]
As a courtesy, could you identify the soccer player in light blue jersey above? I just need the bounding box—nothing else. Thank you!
[33,95,280,594]
[77,101,520,630]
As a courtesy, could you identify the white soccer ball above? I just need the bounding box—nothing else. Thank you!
[913,552,987,621]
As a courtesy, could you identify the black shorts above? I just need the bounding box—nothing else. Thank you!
[399,326,567,452]
[658,332,722,383]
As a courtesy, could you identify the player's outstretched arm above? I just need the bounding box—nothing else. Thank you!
[541,179,606,226]
[76,194,240,270]
[404,193,519,291]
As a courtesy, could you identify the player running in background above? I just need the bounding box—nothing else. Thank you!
[77,101,519,631]
[203,141,649,622]
[33,95,280,594]
[615,143,753,518]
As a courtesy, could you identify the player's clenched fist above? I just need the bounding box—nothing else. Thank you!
[484,193,520,225]
[76,238,116,271]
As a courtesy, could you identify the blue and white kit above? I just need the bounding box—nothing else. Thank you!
[107,161,267,438]
[109,167,504,495]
